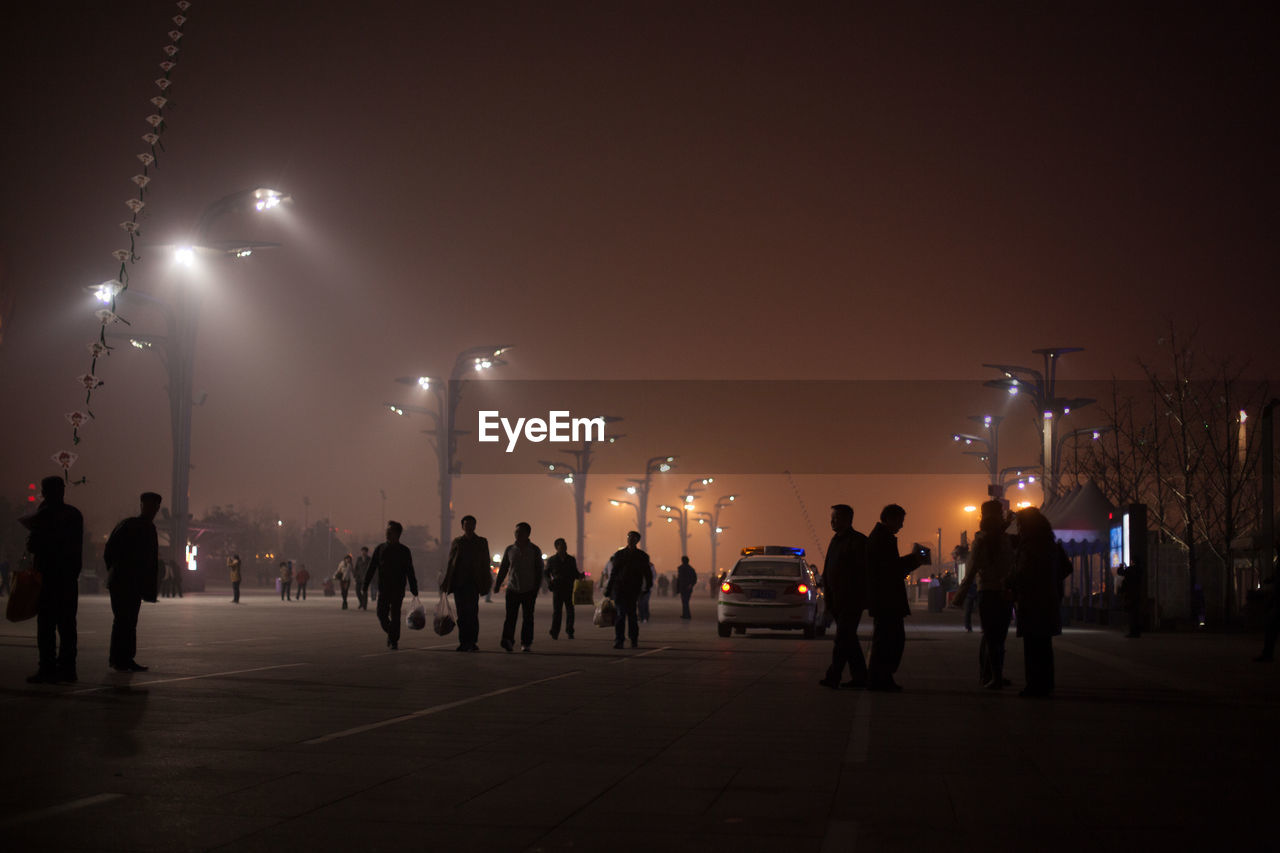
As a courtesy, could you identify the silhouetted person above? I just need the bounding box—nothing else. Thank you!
[545,537,583,640]
[952,501,1015,688]
[354,546,371,609]
[605,531,651,649]
[495,522,543,652]
[21,476,84,684]
[335,554,354,609]
[228,553,242,603]
[1117,560,1144,638]
[279,561,292,601]
[362,521,419,650]
[105,492,162,672]
[819,504,870,690]
[295,562,310,600]
[676,556,698,619]
[442,514,492,651]
[657,572,669,597]
[1008,507,1072,697]
[866,504,925,691]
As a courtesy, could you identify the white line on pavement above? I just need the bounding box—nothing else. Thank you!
[303,670,583,744]
[609,645,670,664]
[68,662,309,695]
[0,793,123,828]
[358,641,459,658]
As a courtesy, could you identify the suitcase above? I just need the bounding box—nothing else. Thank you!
[572,578,594,605]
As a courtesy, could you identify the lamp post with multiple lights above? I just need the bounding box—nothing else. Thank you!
[386,345,511,562]
[117,187,291,569]
[950,414,1003,487]
[616,455,676,547]
[657,477,714,558]
[693,493,737,576]
[538,416,624,572]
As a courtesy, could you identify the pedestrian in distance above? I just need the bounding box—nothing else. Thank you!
[354,546,371,609]
[676,556,698,620]
[335,554,354,609]
[279,561,292,601]
[160,560,174,598]
[228,553,242,603]
[545,537,583,640]
[1008,507,1072,697]
[362,521,419,650]
[442,514,492,651]
[1117,560,1144,638]
[494,522,543,652]
[819,504,870,690]
[657,572,670,598]
[295,562,310,600]
[951,501,1015,689]
[105,492,162,673]
[20,475,84,684]
[605,531,652,649]
[866,504,927,691]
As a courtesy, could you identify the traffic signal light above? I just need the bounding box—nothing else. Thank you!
[27,482,36,503]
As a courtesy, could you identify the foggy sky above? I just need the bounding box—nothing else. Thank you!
[2,2,1277,572]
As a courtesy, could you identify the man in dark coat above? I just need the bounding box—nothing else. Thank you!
[675,556,698,619]
[441,514,492,651]
[819,504,870,689]
[605,531,652,649]
[544,537,583,640]
[866,504,925,691]
[21,476,84,684]
[362,521,419,650]
[104,492,162,672]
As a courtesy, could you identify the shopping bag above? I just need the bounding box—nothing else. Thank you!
[593,597,616,628]
[5,569,41,622]
[432,593,456,636]
[572,577,594,605]
[405,595,427,630]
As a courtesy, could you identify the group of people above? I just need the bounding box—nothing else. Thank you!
[819,499,1073,697]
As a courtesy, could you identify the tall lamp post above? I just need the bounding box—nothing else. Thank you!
[657,477,714,557]
[619,455,676,547]
[538,416,624,572]
[1053,425,1112,491]
[951,414,1003,487]
[693,493,738,576]
[386,345,511,566]
[118,187,291,570]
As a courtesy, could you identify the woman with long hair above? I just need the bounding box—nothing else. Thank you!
[954,501,1015,688]
[1009,507,1072,697]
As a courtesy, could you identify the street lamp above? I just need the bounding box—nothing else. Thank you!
[387,345,511,568]
[950,414,1003,486]
[657,477,715,558]
[1054,425,1112,490]
[538,415,624,572]
[122,186,291,570]
[618,455,676,548]
[609,497,641,528]
[693,494,737,575]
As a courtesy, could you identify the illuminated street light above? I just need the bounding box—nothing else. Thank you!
[536,415,624,570]
[950,414,1003,486]
[618,455,678,549]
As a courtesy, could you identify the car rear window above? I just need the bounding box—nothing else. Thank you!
[731,560,801,579]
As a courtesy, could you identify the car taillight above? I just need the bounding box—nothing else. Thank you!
[797,583,809,594]
[784,582,810,595]
[721,581,742,594]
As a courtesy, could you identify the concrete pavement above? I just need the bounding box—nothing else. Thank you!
[1,587,1275,851]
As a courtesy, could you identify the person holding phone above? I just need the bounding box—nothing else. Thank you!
[866,504,926,691]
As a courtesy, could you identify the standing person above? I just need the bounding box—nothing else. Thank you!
[819,504,870,690]
[354,546,371,610]
[160,560,174,598]
[279,561,292,601]
[866,504,926,692]
[544,537,583,640]
[951,501,1015,689]
[295,562,310,601]
[605,531,652,649]
[675,556,698,620]
[20,476,84,684]
[1117,560,1144,638]
[361,521,419,650]
[104,492,162,673]
[657,572,669,598]
[228,553,242,604]
[494,522,543,652]
[335,554,354,609]
[1008,507,1072,698]
[442,515,492,652]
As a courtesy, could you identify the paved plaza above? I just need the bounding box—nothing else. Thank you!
[1,587,1275,852]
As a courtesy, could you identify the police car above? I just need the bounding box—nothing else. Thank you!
[716,546,826,639]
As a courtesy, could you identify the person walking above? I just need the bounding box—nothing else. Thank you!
[951,501,1015,689]
[1008,507,1072,698]
[354,546,371,610]
[545,537,583,640]
[335,554,354,609]
[104,492,162,673]
[361,521,419,650]
[279,561,292,601]
[819,504,870,690]
[228,553,242,603]
[20,476,84,684]
[605,531,652,649]
[866,504,926,691]
[675,556,698,620]
[442,515,492,651]
[494,522,543,652]
[295,562,310,600]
